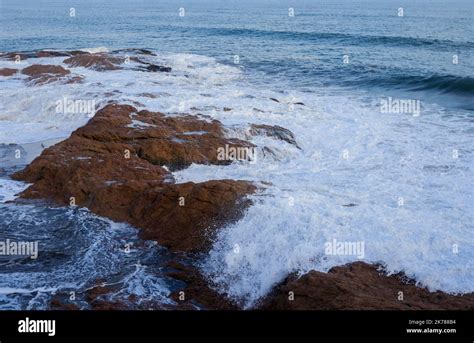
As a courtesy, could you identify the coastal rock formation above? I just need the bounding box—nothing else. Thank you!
[260,262,474,310]
[166,261,238,310]
[21,64,83,85]
[64,53,124,71]
[63,52,172,73]
[0,68,18,77]
[0,50,74,61]
[21,64,70,77]
[12,104,256,253]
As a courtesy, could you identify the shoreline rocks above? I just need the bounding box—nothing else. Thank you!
[0,68,18,77]
[259,262,474,310]
[21,64,83,85]
[63,54,124,71]
[12,104,256,254]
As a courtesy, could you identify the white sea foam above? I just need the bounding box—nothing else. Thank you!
[1,49,472,308]
[0,204,172,309]
[174,94,474,308]
[0,179,30,203]
[79,47,109,54]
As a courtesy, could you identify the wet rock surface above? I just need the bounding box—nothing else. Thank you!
[166,261,238,310]
[13,104,256,254]
[249,123,300,148]
[0,68,18,77]
[21,64,83,85]
[63,54,124,71]
[259,262,474,310]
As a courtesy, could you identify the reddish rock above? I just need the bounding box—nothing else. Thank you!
[49,297,80,311]
[21,64,83,85]
[259,262,474,310]
[13,104,256,253]
[166,261,238,310]
[132,180,255,252]
[63,53,124,71]
[0,68,18,77]
[21,64,70,77]
[35,50,71,58]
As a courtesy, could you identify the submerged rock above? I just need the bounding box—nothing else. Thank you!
[249,123,300,148]
[144,64,172,73]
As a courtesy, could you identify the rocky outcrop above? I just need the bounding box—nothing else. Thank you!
[0,50,74,61]
[259,262,474,310]
[63,54,124,71]
[12,104,256,253]
[21,64,70,76]
[21,64,83,85]
[0,68,18,77]
[63,53,172,73]
[166,262,239,310]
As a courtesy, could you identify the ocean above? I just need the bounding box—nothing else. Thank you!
[0,0,473,309]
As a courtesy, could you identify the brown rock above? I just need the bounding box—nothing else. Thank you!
[167,261,238,310]
[21,64,70,77]
[21,64,83,85]
[63,53,124,71]
[0,52,29,61]
[0,68,18,77]
[35,50,71,58]
[1,50,73,61]
[132,180,255,252]
[49,297,80,311]
[13,104,256,253]
[259,262,474,310]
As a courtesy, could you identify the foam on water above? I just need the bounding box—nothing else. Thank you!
[1,49,473,308]
[0,204,173,309]
[173,93,473,307]
[0,179,30,203]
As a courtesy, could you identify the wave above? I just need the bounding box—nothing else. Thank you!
[348,72,474,97]
[176,27,474,51]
